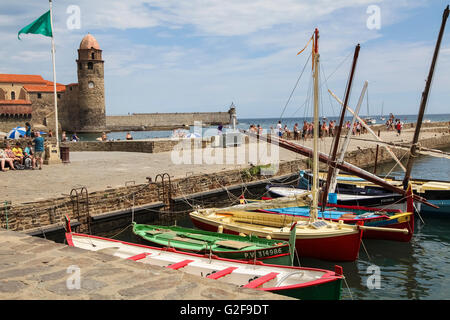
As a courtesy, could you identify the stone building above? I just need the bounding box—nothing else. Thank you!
[0,33,106,134]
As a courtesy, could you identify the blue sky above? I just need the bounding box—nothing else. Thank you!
[1,0,449,119]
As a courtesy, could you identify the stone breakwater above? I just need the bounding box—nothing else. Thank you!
[0,229,291,300]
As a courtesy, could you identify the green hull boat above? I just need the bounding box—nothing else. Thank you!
[132,223,291,265]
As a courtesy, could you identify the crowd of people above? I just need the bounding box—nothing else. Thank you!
[247,119,375,141]
[0,125,45,172]
[385,114,403,135]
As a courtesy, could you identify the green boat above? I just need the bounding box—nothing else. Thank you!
[132,223,292,266]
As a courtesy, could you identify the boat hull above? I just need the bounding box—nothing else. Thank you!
[65,231,344,300]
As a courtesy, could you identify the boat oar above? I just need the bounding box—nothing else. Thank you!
[339,223,410,234]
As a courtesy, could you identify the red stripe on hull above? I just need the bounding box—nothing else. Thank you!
[191,218,362,262]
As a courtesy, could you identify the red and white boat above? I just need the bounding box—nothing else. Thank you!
[65,225,345,300]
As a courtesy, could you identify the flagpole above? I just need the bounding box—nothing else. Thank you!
[49,0,59,148]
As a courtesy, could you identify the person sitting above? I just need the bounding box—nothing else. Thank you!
[12,142,24,165]
[0,148,16,171]
[101,132,107,141]
[23,141,34,169]
[4,143,20,164]
[126,132,133,140]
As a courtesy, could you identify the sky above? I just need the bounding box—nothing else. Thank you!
[1,0,449,119]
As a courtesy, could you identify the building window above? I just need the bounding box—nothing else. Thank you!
[91,52,95,59]
[88,62,93,69]
[57,94,61,99]
[79,62,82,70]
[37,93,42,99]
[88,81,94,89]
[11,91,15,100]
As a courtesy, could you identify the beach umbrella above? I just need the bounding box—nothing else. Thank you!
[185,132,201,138]
[7,127,26,139]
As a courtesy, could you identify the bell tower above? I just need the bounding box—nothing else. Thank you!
[76,33,106,132]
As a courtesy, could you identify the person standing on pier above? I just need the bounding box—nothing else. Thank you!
[33,132,44,170]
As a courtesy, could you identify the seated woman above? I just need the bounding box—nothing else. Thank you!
[4,144,20,164]
[23,141,34,169]
[12,142,24,164]
[0,148,15,171]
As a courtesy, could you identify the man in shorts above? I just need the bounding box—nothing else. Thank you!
[33,131,45,170]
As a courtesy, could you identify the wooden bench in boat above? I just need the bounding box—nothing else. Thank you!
[206,267,238,280]
[215,240,253,249]
[127,252,151,261]
[243,272,279,289]
[166,259,195,270]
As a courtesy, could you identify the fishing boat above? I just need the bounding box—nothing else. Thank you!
[266,170,403,209]
[132,222,291,265]
[65,226,344,300]
[244,184,414,242]
[305,171,450,217]
[190,29,365,262]
[267,170,403,208]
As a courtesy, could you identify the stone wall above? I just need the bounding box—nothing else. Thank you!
[60,138,209,154]
[106,112,232,131]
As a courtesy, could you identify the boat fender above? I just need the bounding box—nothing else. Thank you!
[266,235,272,240]
[239,232,246,237]
[217,225,223,233]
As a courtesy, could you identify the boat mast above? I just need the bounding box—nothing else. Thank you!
[329,81,368,194]
[403,5,449,189]
[311,28,320,221]
[321,43,360,210]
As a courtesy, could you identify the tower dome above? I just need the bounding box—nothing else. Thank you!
[79,33,100,50]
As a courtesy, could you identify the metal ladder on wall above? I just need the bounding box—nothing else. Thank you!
[70,186,91,234]
[154,173,172,224]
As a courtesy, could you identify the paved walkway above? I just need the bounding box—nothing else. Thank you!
[1,128,448,205]
[0,229,291,300]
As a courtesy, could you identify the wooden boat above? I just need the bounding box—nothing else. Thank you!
[267,170,403,207]
[132,222,291,265]
[190,30,364,263]
[249,188,414,242]
[65,228,344,300]
[296,170,450,216]
[190,207,365,261]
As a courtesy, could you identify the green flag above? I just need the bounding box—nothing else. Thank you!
[18,10,52,40]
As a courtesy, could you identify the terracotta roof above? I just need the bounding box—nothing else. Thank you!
[0,74,46,84]
[0,99,32,105]
[80,34,101,50]
[23,83,66,93]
